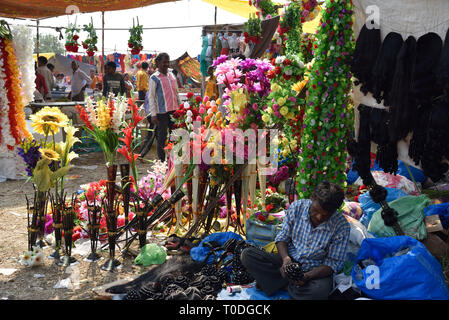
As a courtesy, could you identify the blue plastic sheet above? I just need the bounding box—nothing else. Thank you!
[190,232,243,264]
[346,160,426,185]
[425,202,449,229]
[217,283,291,300]
[359,187,408,227]
[352,236,449,300]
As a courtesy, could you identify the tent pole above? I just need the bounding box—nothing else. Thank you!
[101,11,105,74]
[213,6,217,59]
[36,19,40,58]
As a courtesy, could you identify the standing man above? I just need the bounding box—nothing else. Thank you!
[146,52,181,162]
[103,61,126,97]
[241,181,350,300]
[137,61,149,101]
[69,61,92,102]
[37,56,55,100]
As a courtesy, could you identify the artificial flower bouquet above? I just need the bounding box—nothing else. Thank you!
[19,246,45,267]
[128,19,143,55]
[249,0,278,19]
[65,23,80,53]
[82,18,98,57]
[243,14,262,44]
[76,95,129,167]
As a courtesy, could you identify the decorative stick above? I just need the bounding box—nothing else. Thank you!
[192,166,199,224]
[174,163,183,232]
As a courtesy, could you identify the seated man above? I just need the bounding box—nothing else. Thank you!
[241,181,350,300]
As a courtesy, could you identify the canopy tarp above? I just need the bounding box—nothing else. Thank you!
[202,0,258,19]
[32,52,55,61]
[0,0,176,19]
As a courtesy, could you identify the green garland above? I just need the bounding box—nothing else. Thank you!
[296,0,355,198]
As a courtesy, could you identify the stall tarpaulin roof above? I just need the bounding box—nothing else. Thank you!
[0,0,176,19]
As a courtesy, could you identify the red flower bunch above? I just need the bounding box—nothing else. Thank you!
[118,125,139,164]
[265,204,275,212]
[76,105,93,130]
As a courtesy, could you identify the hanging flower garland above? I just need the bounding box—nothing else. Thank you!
[128,18,143,55]
[82,18,98,57]
[11,25,36,108]
[296,0,355,198]
[65,23,80,53]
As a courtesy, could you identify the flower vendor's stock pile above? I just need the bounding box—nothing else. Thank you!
[13,0,358,276]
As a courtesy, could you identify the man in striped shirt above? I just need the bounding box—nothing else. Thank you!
[241,181,350,299]
[145,53,181,162]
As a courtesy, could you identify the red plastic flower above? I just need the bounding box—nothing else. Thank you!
[195,96,202,104]
[187,92,194,99]
[266,204,274,212]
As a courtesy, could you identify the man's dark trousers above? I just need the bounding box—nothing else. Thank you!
[156,111,174,162]
[241,246,333,300]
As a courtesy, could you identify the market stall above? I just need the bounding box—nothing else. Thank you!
[1,0,449,303]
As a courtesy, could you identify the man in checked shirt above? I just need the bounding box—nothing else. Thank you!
[241,181,350,300]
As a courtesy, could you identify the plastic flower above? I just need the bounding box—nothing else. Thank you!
[292,78,308,94]
[96,100,111,131]
[19,251,32,266]
[30,106,69,135]
[30,253,44,266]
[39,148,60,161]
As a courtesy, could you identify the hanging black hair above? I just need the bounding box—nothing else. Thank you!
[371,32,403,106]
[410,32,443,106]
[419,98,449,182]
[436,28,449,97]
[350,24,382,95]
[387,35,417,142]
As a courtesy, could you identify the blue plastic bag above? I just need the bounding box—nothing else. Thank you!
[245,219,283,248]
[352,236,449,300]
[359,187,408,227]
[190,232,243,264]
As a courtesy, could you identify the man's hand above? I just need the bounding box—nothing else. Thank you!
[291,272,310,287]
[280,256,292,279]
[151,116,158,126]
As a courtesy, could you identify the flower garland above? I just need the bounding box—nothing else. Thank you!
[11,26,36,108]
[65,23,80,53]
[296,0,355,198]
[82,18,98,57]
[0,51,15,151]
[128,19,143,55]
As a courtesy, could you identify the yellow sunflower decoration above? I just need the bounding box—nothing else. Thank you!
[292,77,309,95]
[39,148,60,162]
[30,107,69,136]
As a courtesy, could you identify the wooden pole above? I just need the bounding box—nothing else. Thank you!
[101,11,105,74]
[213,6,217,59]
[36,19,40,58]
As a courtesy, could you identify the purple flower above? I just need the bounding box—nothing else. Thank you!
[213,55,228,67]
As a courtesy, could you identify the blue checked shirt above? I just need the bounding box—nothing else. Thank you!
[275,199,350,273]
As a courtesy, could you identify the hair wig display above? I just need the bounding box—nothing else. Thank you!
[351,24,382,95]
[437,28,449,95]
[371,32,404,106]
[387,36,417,142]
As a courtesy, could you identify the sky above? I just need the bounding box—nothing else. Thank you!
[1,0,248,59]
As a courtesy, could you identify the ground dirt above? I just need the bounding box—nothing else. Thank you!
[0,145,165,300]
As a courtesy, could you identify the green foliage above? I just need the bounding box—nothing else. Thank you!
[296,0,355,198]
[85,126,119,165]
[33,158,71,192]
[33,34,64,55]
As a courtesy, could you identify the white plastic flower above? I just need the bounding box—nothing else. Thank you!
[184,102,190,109]
[186,110,193,117]
[32,246,43,256]
[275,56,286,65]
[19,251,32,266]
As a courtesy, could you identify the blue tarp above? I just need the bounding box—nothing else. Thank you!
[190,232,244,264]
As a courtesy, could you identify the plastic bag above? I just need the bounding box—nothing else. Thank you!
[134,243,167,267]
[368,195,430,240]
[245,218,283,248]
[359,187,408,227]
[352,236,449,300]
[190,232,243,264]
[340,202,363,220]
